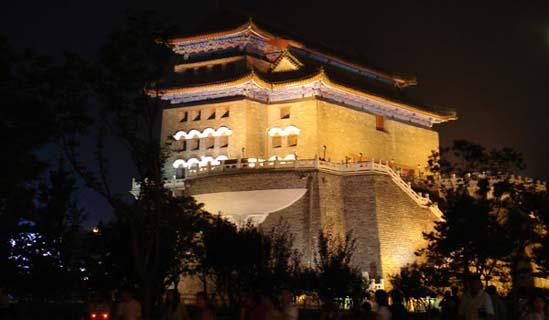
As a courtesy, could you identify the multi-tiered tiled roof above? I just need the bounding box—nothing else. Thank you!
[155,19,457,127]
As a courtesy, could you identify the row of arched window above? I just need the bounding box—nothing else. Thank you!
[173,126,232,140]
[171,125,301,168]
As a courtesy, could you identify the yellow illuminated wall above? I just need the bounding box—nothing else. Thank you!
[161,97,439,176]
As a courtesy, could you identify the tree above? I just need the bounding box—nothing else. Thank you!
[0,34,89,297]
[417,140,547,292]
[500,185,549,285]
[390,262,449,311]
[7,159,89,301]
[314,229,366,308]
[430,140,525,177]
[420,184,510,285]
[530,190,549,277]
[60,13,210,319]
[194,217,300,307]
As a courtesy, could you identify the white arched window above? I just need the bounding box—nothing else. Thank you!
[267,125,300,137]
[173,126,232,140]
[172,159,186,168]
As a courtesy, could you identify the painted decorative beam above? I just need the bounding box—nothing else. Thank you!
[167,21,415,88]
[153,71,456,127]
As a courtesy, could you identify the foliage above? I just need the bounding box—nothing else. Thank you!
[57,13,212,319]
[391,263,436,299]
[507,186,549,278]
[313,229,366,307]
[0,35,90,292]
[428,140,525,177]
[411,140,549,293]
[390,262,452,311]
[419,184,510,284]
[194,216,300,306]
[7,160,89,301]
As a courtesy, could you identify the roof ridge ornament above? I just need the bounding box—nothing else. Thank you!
[167,22,414,86]
[150,70,457,127]
[318,66,327,80]
[394,77,417,88]
[271,49,303,72]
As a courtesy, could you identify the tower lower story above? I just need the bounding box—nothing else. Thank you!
[163,159,440,288]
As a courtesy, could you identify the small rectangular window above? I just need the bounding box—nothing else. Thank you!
[175,167,185,179]
[190,139,200,151]
[193,110,201,121]
[280,107,290,119]
[207,110,216,120]
[272,136,282,148]
[206,137,215,149]
[176,140,186,152]
[220,108,230,118]
[287,135,298,147]
[180,111,188,122]
[376,115,384,131]
[219,136,229,148]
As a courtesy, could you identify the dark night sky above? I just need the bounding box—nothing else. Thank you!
[2,0,549,224]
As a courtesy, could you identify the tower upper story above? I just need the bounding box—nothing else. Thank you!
[155,20,457,178]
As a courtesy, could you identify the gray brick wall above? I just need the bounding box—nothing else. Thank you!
[185,169,435,285]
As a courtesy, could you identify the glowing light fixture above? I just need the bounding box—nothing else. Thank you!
[267,125,300,137]
[172,155,229,168]
[268,154,296,161]
[173,126,233,141]
[186,129,202,139]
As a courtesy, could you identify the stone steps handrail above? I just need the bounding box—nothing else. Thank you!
[131,158,443,219]
[180,158,441,218]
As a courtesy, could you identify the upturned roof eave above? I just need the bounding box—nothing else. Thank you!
[167,21,416,88]
[151,70,455,122]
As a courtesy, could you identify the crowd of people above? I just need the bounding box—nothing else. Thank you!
[100,288,299,320]
[439,274,547,320]
[89,276,547,320]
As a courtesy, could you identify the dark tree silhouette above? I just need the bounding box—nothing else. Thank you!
[8,159,89,301]
[194,216,300,307]
[314,229,366,308]
[413,140,548,292]
[0,34,89,298]
[60,13,210,319]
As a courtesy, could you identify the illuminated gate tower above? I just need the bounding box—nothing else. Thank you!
[153,20,457,287]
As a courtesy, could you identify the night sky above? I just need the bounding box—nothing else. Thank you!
[3,0,549,224]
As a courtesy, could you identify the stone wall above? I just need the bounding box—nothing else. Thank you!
[340,175,383,278]
[184,169,436,285]
[316,100,439,169]
[373,176,436,279]
[161,97,440,178]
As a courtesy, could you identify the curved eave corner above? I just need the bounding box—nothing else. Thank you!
[167,21,414,88]
[148,70,456,124]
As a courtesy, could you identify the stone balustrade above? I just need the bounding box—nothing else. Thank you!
[414,172,547,193]
[129,157,443,219]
